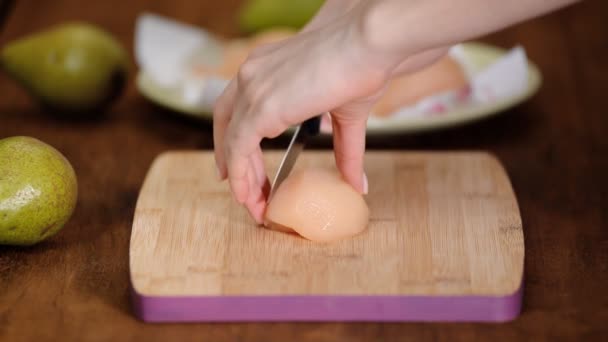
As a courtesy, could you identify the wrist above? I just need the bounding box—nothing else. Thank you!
[302,0,362,33]
[352,1,412,70]
[352,0,431,67]
[331,5,395,84]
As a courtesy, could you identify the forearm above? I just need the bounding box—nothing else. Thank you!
[356,0,580,65]
[301,0,362,33]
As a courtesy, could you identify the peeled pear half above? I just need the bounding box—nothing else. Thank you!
[265,167,369,243]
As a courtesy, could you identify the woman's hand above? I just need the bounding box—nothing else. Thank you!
[213,0,579,224]
[213,2,453,223]
[213,7,394,223]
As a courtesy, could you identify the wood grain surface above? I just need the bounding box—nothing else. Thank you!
[0,0,606,340]
[131,151,523,297]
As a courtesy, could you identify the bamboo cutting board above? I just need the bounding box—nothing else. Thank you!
[129,151,524,322]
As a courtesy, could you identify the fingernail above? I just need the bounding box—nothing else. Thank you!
[362,172,369,195]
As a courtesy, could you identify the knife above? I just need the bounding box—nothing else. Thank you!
[268,114,323,202]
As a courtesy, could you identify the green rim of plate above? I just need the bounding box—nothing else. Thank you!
[136,42,542,135]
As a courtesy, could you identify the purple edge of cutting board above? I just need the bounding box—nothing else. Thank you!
[129,279,523,323]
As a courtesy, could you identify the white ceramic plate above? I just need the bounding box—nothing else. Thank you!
[136,42,541,135]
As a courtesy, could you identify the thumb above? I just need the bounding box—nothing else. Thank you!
[331,112,368,194]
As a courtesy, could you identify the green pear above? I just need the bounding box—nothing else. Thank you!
[238,0,324,33]
[0,136,78,246]
[0,22,128,115]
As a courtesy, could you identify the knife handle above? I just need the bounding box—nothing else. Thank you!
[302,114,323,136]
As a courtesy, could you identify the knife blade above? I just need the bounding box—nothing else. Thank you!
[268,115,322,202]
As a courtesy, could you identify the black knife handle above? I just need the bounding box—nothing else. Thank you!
[301,114,323,136]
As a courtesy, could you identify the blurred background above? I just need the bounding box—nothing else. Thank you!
[0,0,606,340]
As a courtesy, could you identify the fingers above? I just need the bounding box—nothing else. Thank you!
[244,149,270,224]
[331,114,368,194]
[215,58,286,223]
[224,111,259,204]
[245,157,267,224]
[217,83,271,223]
[251,147,271,198]
[213,78,238,179]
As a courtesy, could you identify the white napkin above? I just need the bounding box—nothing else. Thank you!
[468,46,528,104]
[134,13,530,119]
[135,13,222,88]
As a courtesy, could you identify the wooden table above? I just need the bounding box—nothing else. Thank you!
[0,0,606,340]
